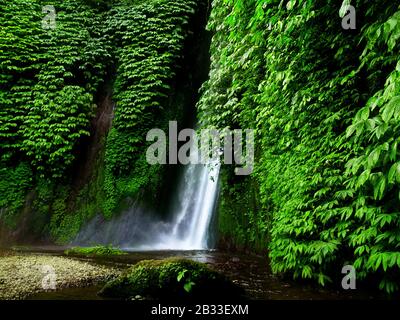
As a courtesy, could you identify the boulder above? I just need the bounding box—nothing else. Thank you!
[99,258,244,300]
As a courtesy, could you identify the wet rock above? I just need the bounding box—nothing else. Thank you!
[99,258,244,301]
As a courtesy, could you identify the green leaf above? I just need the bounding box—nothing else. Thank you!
[374,175,386,200]
[368,148,381,168]
[381,100,396,122]
[357,169,370,187]
[357,107,370,121]
[388,162,400,184]
[177,270,187,282]
[183,281,195,293]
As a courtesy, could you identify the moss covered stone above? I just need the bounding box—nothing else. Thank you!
[99,258,244,300]
[64,245,127,257]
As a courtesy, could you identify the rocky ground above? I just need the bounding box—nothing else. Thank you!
[0,251,121,300]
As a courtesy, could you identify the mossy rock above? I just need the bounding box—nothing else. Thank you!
[64,245,127,257]
[98,258,244,300]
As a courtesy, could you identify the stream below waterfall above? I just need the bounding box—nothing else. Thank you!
[21,247,381,300]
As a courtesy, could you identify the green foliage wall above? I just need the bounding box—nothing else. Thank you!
[101,0,199,217]
[0,0,204,241]
[0,0,109,176]
[199,0,400,293]
[0,0,109,231]
[217,174,267,252]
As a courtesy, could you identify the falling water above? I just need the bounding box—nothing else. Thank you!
[74,161,220,251]
[146,162,220,250]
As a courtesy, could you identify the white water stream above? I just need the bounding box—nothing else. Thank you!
[141,162,220,250]
[74,161,220,251]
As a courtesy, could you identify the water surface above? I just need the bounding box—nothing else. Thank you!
[20,247,381,300]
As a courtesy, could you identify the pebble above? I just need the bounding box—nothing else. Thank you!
[0,253,121,300]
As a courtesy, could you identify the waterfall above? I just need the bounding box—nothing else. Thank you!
[148,162,220,250]
[74,161,220,251]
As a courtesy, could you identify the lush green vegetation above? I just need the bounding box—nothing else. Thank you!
[102,0,199,217]
[0,0,108,176]
[1,0,400,296]
[0,0,108,231]
[65,245,126,257]
[99,258,243,300]
[0,0,203,241]
[198,0,400,293]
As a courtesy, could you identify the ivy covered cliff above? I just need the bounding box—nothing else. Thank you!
[198,0,400,294]
[0,0,210,242]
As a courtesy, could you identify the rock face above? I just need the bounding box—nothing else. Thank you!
[0,253,121,300]
[99,258,244,300]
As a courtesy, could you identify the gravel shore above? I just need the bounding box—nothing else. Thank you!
[0,253,121,300]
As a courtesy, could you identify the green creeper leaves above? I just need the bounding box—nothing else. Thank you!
[200,0,400,294]
[0,0,109,177]
[102,0,199,215]
[1,0,399,294]
[0,0,201,239]
[20,86,93,177]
